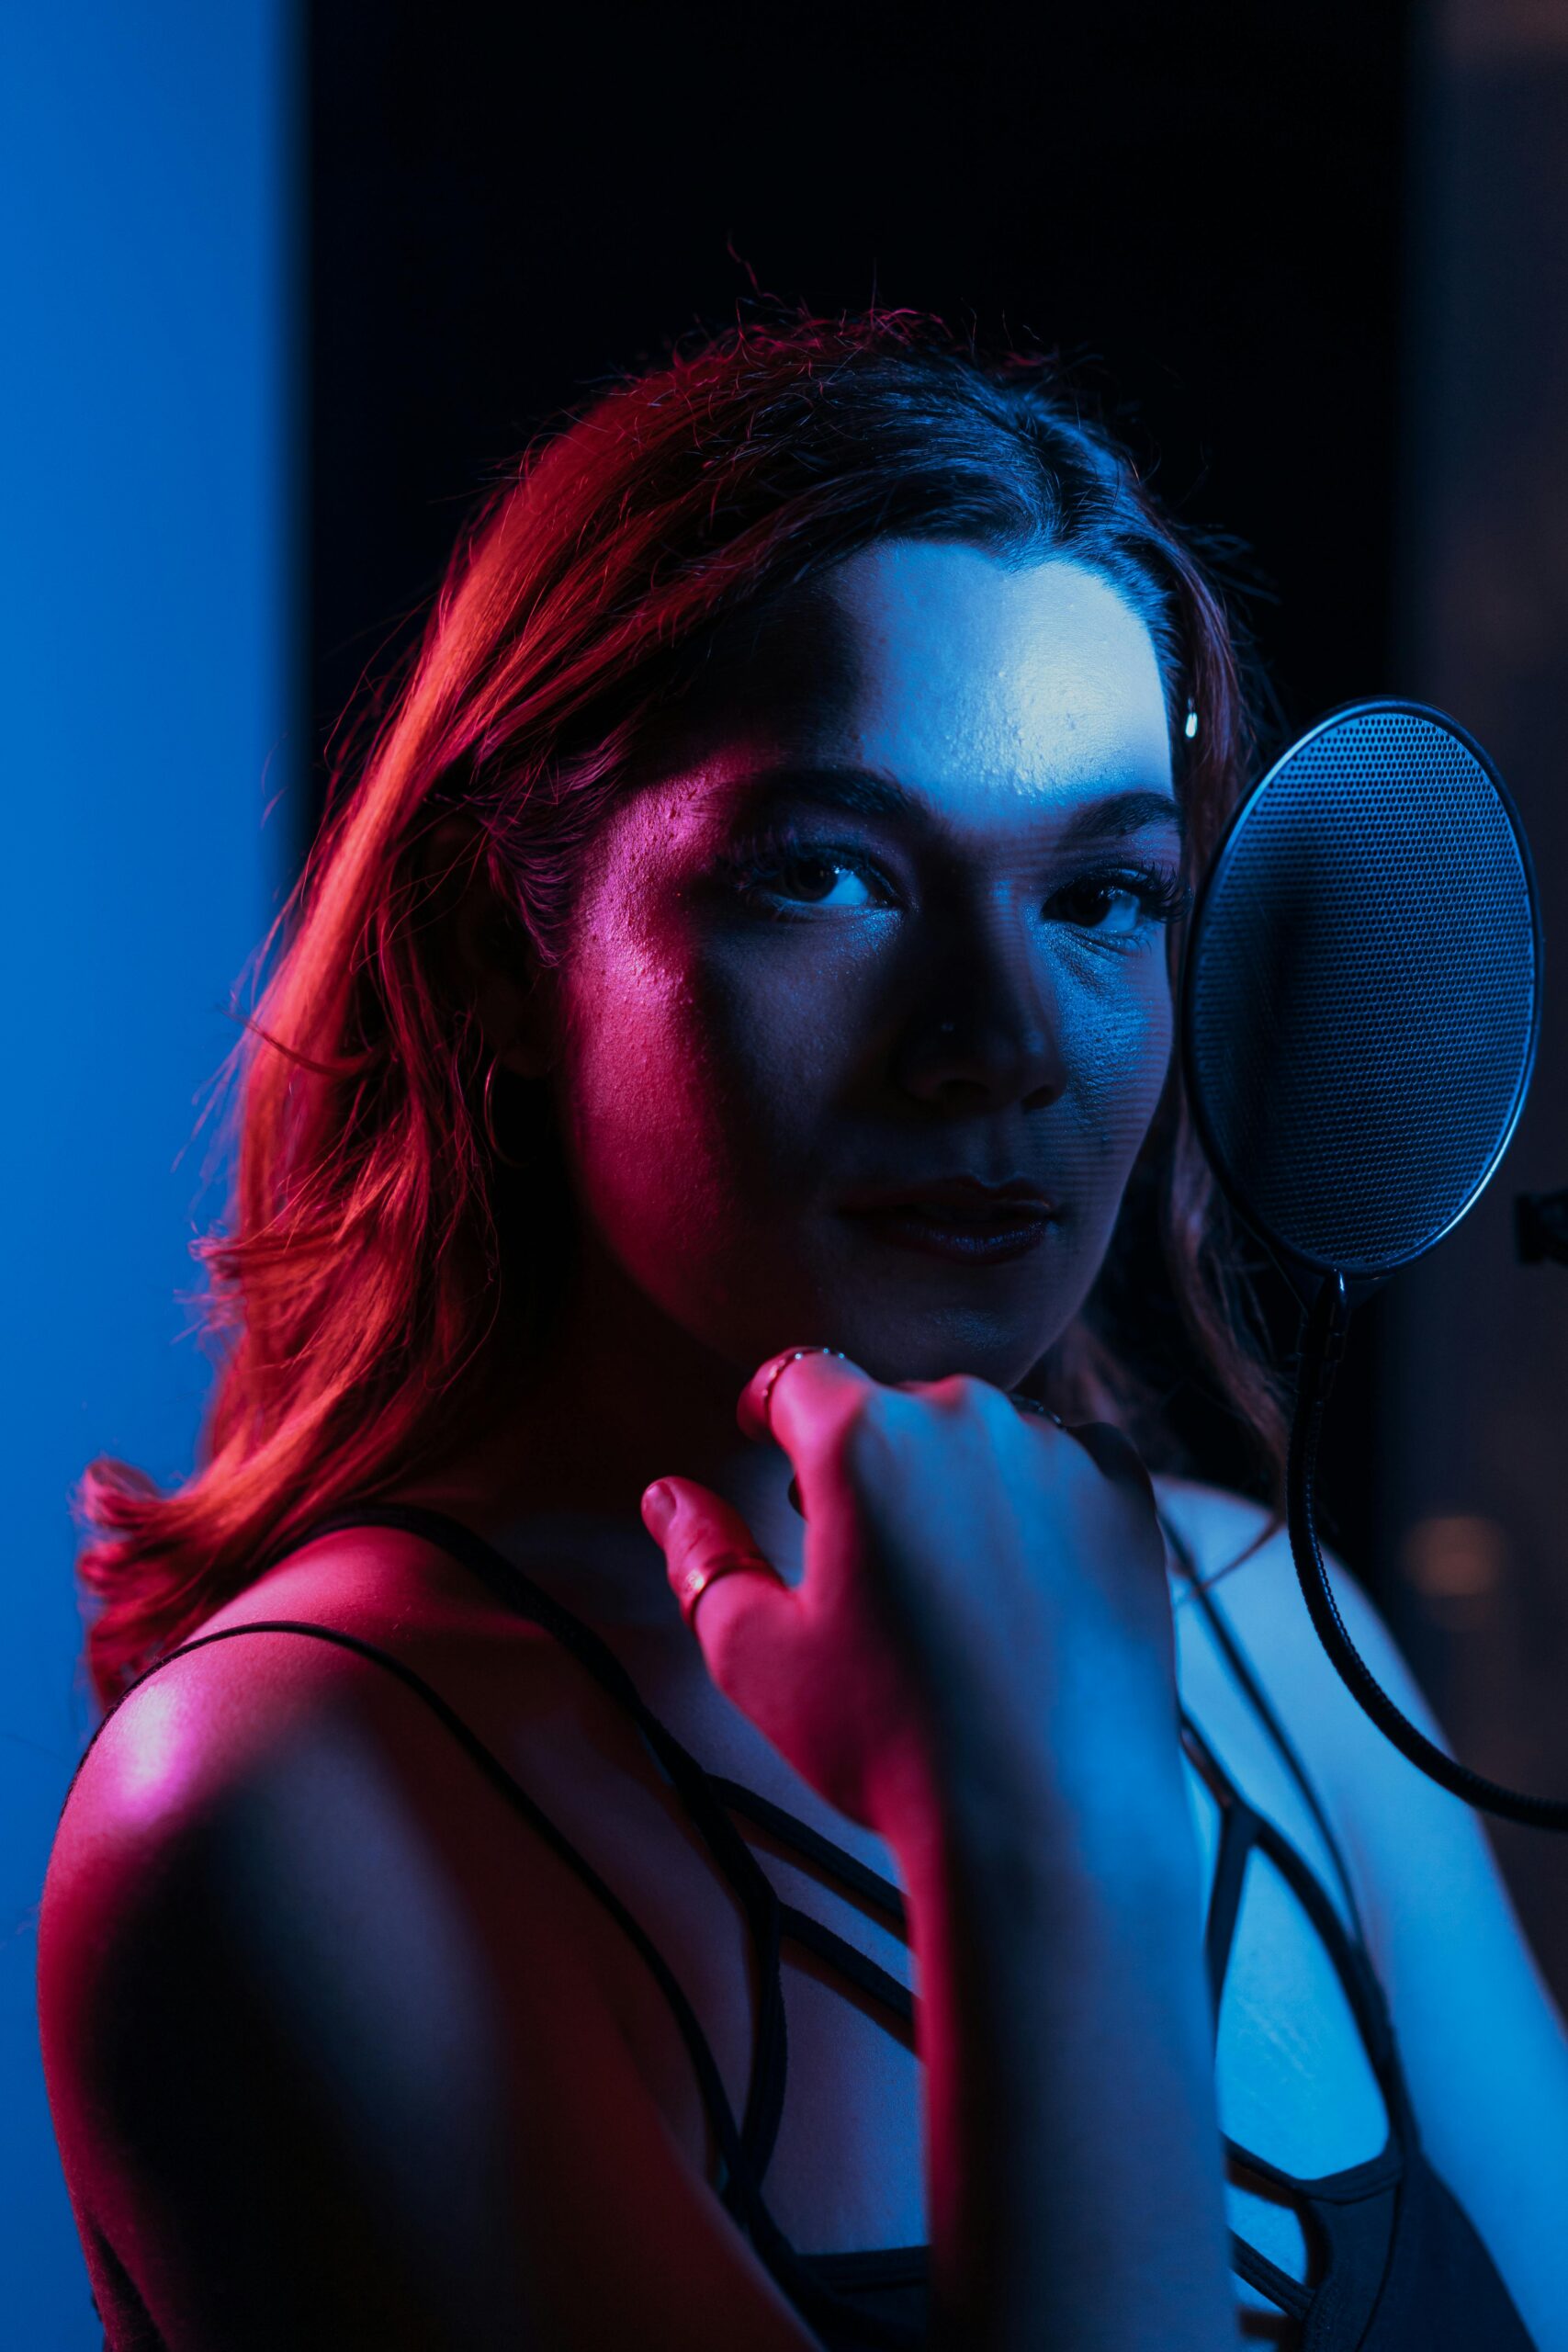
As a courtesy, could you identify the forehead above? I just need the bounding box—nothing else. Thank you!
[815,542,1173,801]
[643,542,1175,821]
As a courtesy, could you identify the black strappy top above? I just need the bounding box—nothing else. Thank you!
[68,1503,1537,2351]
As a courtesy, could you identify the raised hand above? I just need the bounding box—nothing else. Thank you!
[640,1346,1179,1844]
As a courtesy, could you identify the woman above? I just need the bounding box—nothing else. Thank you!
[39,314,1567,2351]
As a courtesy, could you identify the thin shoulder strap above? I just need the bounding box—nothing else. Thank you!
[1160,1509,1368,1940]
[74,1519,921,2349]
[65,1615,760,2214]
[299,1503,793,2187]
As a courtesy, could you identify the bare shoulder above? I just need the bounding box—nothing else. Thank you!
[52,1524,567,1849]
[1154,1470,1484,1856]
[1154,1468,1525,1886]
[40,1522,595,2053]
[39,1529,814,2350]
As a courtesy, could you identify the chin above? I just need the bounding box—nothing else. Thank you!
[679,1219,1088,1394]
[749,1283,1066,1396]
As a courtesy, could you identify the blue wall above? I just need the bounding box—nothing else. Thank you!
[0,5,295,2335]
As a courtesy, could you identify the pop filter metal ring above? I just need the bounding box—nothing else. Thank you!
[1180,698,1568,1829]
[1179,697,1541,1290]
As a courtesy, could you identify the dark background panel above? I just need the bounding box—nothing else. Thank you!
[308,0,1416,1573]
[1387,17,1568,1997]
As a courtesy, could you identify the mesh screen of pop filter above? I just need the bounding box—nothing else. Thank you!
[1181,702,1540,1282]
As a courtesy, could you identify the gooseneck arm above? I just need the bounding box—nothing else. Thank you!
[1287,1272,1568,1832]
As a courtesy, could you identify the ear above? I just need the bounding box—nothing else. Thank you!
[421,815,554,1079]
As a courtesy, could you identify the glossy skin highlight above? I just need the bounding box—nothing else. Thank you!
[539,542,1185,1398]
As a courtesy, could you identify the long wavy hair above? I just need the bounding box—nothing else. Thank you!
[77,310,1287,1709]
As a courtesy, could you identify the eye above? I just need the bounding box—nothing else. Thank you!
[764,852,879,910]
[1049,865,1191,941]
[1054,877,1148,935]
[723,832,893,917]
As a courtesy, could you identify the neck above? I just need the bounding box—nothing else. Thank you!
[393,1227,807,1620]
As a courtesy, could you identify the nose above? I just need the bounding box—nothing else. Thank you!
[892,914,1068,1114]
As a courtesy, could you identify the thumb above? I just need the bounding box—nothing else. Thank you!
[640,1476,797,1702]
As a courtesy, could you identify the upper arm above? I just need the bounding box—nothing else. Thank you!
[1183,1493,1568,2352]
[39,1636,817,2352]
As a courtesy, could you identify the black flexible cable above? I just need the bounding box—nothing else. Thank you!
[1287,1273,1568,1831]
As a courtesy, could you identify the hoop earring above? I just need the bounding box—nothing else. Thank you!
[480,1057,532,1170]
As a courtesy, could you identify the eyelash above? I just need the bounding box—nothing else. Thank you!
[716,826,1193,944]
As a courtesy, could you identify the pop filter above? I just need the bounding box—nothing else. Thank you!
[1179,699,1566,1828]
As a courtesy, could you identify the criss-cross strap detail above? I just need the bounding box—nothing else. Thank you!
[65,1519,919,2346]
[701,1778,918,2037]
[165,1506,917,2348]
[296,1505,795,2188]
[1228,2232,1316,2324]
[1199,1763,1260,2021]
[1162,1510,1367,1941]
[777,1904,918,2037]
[1179,1707,1399,2100]
[1177,1696,1410,2332]
[710,1776,908,1928]
[73,1500,1539,2352]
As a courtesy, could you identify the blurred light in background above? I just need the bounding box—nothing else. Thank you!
[1401,1513,1506,1612]
[1387,0,1568,1984]
[0,3,297,2337]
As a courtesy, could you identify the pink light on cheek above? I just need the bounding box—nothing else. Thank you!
[566,799,694,1019]
[558,824,773,1315]
[563,810,719,1143]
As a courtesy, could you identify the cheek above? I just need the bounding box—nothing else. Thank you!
[551,907,818,1285]
[557,956,711,1238]
[1062,966,1175,1180]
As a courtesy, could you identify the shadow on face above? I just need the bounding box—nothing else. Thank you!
[548,540,1183,1394]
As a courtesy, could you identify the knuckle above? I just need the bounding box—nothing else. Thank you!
[931,1372,1017,1443]
[838,1389,916,1484]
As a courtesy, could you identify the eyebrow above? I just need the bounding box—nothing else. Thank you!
[727,763,1187,849]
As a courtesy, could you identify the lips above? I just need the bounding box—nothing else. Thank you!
[840,1177,1060,1265]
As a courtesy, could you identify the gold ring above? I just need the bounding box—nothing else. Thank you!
[676,1550,773,1630]
[758,1346,848,1436]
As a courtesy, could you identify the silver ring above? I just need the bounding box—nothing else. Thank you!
[1010,1391,1066,1428]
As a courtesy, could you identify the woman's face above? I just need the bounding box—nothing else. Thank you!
[546,541,1182,1394]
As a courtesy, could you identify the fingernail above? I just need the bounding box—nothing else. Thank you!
[640,1480,676,1543]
